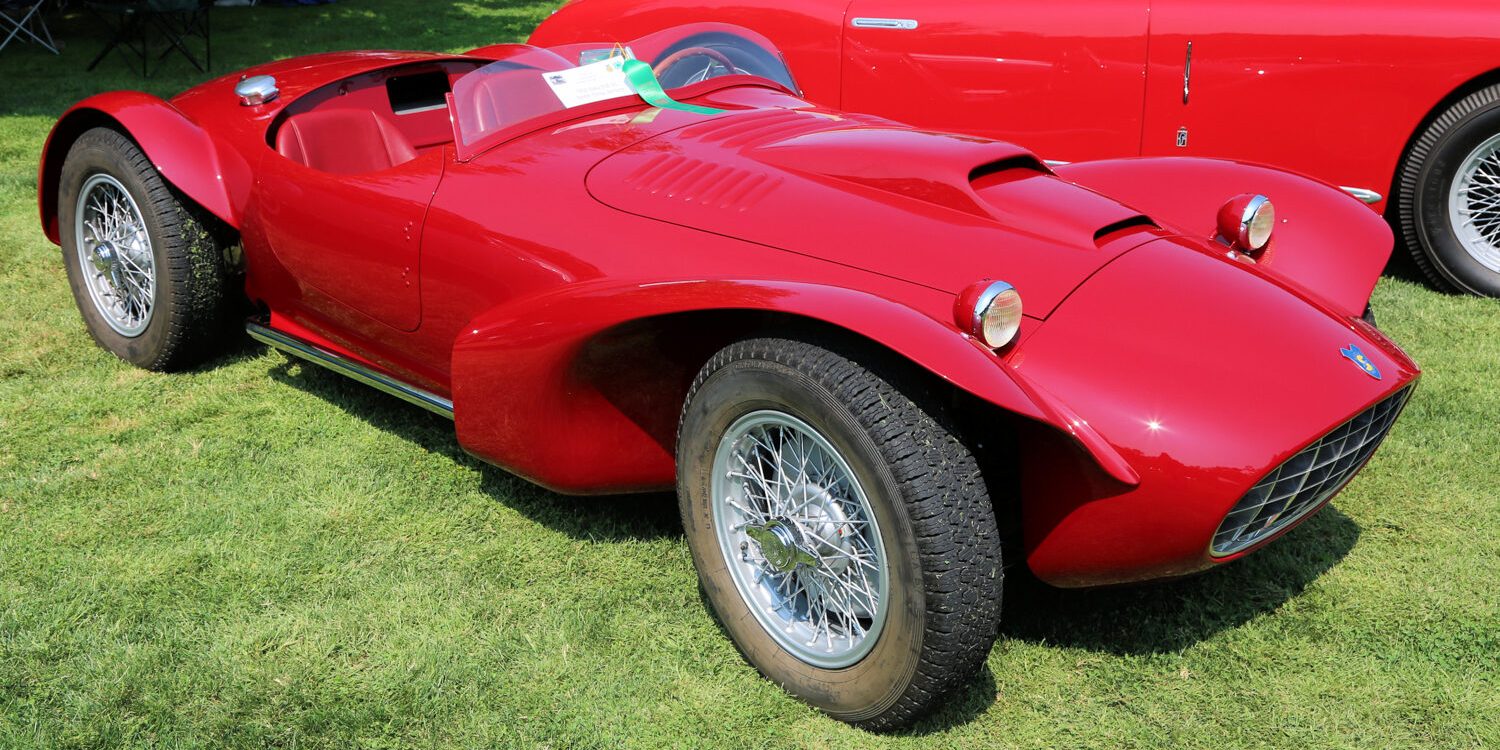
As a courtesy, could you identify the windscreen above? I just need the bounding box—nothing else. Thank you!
[450,35,796,148]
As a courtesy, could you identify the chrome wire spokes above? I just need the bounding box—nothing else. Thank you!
[711,410,888,668]
[1449,132,1500,274]
[75,174,155,337]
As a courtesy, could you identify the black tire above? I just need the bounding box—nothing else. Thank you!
[676,337,1002,730]
[58,127,229,370]
[1397,83,1500,296]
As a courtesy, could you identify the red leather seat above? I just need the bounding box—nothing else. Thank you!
[275,109,418,174]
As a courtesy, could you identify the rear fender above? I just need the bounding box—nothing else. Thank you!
[1055,157,1392,318]
[38,92,250,243]
[449,279,1136,494]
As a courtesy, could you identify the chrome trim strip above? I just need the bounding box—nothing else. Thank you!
[1043,159,1071,167]
[1340,186,1384,205]
[246,321,454,419]
[851,17,919,30]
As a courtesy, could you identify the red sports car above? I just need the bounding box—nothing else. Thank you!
[532,0,1500,297]
[38,24,1417,728]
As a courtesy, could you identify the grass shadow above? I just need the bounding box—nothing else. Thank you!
[262,352,682,543]
[253,342,1359,729]
[1000,505,1361,655]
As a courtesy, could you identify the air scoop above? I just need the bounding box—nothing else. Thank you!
[755,127,1152,239]
[587,112,1166,313]
[753,127,1044,198]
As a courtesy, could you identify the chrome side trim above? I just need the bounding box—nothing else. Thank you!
[246,321,455,419]
[851,17,918,30]
[1043,159,1071,167]
[1340,186,1384,205]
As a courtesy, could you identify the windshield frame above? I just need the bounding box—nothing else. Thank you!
[447,48,796,162]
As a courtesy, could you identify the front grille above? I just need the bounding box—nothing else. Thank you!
[1211,387,1412,556]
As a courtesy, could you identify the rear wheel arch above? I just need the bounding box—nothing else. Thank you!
[1389,63,1500,204]
[39,97,248,245]
[40,108,123,243]
[1392,69,1500,295]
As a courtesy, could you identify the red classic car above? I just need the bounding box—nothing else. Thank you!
[532,0,1500,297]
[38,24,1417,728]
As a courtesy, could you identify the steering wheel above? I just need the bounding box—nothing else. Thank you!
[652,46,740,83]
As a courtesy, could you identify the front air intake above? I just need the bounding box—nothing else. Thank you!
[1211,387,1412,556]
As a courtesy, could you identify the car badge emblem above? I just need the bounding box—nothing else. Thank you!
[1339,344,1381,380]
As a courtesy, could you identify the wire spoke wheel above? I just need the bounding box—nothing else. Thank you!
[679,338,1002,728]
[711,410,889,669]
[74,173,155,337]
[1449,132,1500,274]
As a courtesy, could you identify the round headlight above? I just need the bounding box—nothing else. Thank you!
[957,281,1023,349]
[1216,193,1275,252]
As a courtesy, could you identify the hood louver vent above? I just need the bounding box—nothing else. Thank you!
[623,153,783,212]
[678,108,889,150]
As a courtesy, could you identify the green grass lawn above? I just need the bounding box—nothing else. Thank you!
[1,2,1497,747]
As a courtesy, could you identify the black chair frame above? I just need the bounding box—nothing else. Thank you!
[86,0,210,77]
[0,0,60,55]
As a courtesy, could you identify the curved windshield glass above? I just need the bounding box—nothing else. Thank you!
[450,32,796,149]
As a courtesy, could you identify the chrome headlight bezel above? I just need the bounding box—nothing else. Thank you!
[1217,193,1276,252]
[956,280,1023,349]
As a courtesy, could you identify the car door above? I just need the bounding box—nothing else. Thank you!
[254,147,441,333]
[840,0,1150,162]
[1139,0,1404,202]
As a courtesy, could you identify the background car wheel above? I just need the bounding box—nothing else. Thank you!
[677,337,1002,729]
[58,127,230,370]
[1398,83,1500,296]
[651,31,799,91]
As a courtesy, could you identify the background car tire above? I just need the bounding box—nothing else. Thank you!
[1398,83,1500,296]
[677,337,1002,730]
[58,127,230,371]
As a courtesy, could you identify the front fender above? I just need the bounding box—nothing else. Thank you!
[38,91,250,243]
[449,279,1136,494]
[1055,157,1392,318]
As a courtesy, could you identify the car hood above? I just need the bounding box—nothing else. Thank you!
[586,108,1156,317]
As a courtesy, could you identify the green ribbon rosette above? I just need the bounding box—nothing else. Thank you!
[622,59,726,116]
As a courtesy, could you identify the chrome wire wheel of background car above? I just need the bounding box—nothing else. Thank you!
[1398,82,1500,297]
[710,410,889,669]
[1447,131,1500,275]
[74,173,156,337]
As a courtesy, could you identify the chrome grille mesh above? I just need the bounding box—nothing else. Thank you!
[1212,387,1411,556]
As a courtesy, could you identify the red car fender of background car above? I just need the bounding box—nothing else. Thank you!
[530,0,1500,217]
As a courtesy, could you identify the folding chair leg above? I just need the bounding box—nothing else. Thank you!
[33,7,56,52]
[0,18,20,53]
[150,11,204,73]
[87,12,147,75]
[0,3,59,55]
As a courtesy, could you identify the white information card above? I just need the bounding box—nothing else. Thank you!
[542,54,634,109]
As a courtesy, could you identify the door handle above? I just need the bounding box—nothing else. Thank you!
[1183,41,1193,104]
[851,17,919,30]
